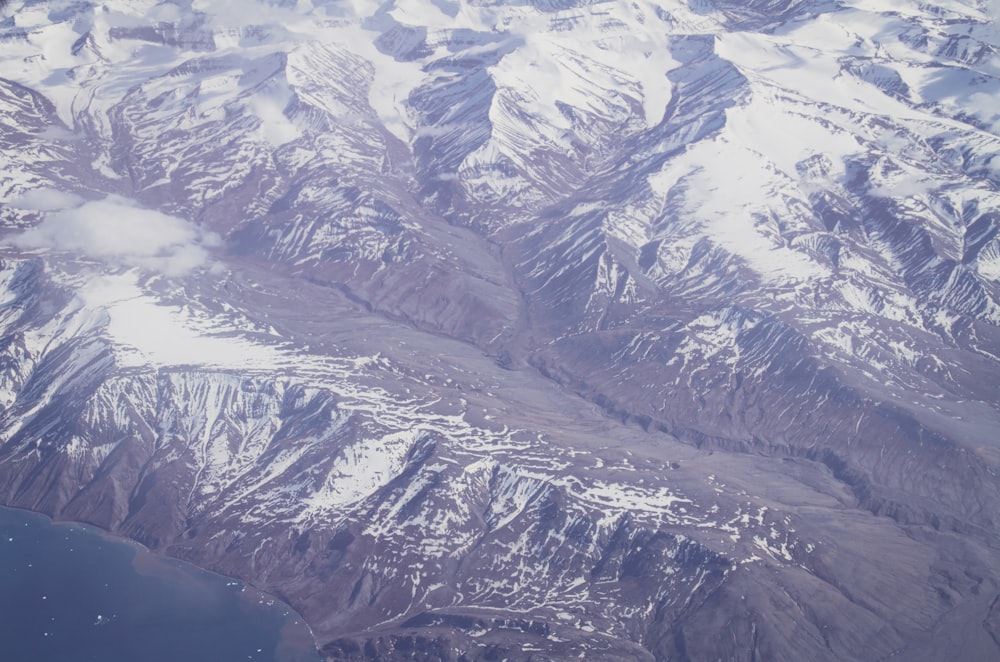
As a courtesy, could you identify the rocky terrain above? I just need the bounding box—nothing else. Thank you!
[1,0,1000,659]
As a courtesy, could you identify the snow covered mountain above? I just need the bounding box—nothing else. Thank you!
[2,0,1000,659]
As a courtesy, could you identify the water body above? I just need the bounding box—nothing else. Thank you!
[0,506,321,662]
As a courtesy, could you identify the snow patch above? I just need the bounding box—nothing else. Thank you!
[302,430,420,518]
[78,273,283,369]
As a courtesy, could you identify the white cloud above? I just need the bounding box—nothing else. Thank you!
[8,187,85,211]
[11,195,221,276]
[251,87,302,147]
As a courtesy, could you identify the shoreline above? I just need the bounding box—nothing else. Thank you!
[0,502,322,662]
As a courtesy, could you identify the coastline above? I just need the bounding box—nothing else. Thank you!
[0,502,321,662]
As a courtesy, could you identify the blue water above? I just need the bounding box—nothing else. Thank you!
[0,506,321,662]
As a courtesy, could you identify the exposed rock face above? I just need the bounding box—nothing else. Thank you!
[2,0,1000,659]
